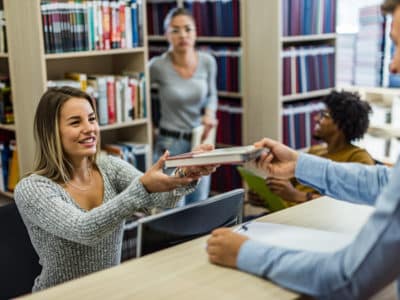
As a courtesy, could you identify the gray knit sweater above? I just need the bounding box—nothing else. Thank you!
[15,155,191,291]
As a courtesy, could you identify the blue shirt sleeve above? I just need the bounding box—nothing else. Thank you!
[237,155,400,299]
[295,153,391,205]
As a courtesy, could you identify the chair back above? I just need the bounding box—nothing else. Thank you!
[136,189,244,257]
[0,203,41,299]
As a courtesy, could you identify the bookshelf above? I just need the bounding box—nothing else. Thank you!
[147,0,244,192]
[147,0,336,192]
[242,0,337,146]
[339,85,400,164]
[4,0,152,177]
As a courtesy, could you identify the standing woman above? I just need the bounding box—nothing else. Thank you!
[149,7,218,205]
[14,87,216,291]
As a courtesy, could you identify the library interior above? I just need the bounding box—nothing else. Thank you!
[1,0,400,299]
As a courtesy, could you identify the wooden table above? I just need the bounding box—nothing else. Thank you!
[21,197,375,300]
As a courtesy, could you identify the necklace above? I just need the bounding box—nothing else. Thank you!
[66,167,93,191]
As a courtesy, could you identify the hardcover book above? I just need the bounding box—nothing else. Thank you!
[164,145,265,168]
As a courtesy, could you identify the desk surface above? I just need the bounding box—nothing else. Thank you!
[21,197,373,300]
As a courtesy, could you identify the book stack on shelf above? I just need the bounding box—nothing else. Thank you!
[282,0,336,37]
[0,1,6,54]
[282,100,324,149]
[336,33,356,86]
[103,142,150,172]
[282,45,335,97]
[0,133,18,195]
[147,0,243,193]
[244,0,337,155]
[354,5,387,87]
[48,71,147,126]
[40,0,144,53]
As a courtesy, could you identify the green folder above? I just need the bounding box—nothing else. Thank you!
[237,166,288,212]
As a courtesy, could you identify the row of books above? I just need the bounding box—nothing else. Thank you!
[183,0,240,37]
[149,45,241,93]
[0,9,7,53]
[201,46,241,93]
[47,71,147,125]
[354,5,386,87]
[146,0,240,37]
[282,0,336,36]
[102,142,150,172]
[0,138,19,193]
[216,98,242,146]
[40,0,144,54]
[282,100,325,150]
[282,46,335,96]
[0,75,13,125]
[354,98,400,163]
[336,33,356,86]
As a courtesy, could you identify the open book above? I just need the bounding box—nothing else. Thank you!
[237,167,287,212]
[235,222,355,252]
[164,145,265,168]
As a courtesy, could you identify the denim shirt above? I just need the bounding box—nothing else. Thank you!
[237,153,398,300]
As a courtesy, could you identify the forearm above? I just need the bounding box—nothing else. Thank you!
[295,153,390,205]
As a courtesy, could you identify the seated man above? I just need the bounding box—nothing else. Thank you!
[249,90,374,207]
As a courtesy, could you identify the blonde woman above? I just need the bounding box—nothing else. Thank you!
[15,86,216,291]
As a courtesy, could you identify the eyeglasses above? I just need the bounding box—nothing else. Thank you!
[167,26,195,35]
[318,110,331,119]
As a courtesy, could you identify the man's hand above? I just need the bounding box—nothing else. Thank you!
[207,228,249,268]
[254,138,299,179]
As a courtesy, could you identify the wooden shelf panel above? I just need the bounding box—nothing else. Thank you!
[100,119,148,132]
[0,53,8,58]
[0,124,16,131]
[281,33,336,43]
[281,88,333,102]
[218,91,242,98]
[148,35,242,43]
[45,47,146,60]
[368,124,400,139]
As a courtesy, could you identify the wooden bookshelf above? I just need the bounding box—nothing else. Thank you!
[281,88,334,102]
[281,33,337,44]
[4,0,153,175]
[242,0,337,144]
[217,91,242,98]
[0,123,15,131]
[45,48,147,60]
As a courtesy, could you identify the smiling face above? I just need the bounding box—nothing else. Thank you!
[313,109,340,141]
[166,15,196,53]
[58,97,99,163]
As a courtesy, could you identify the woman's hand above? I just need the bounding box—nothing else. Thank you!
[254,138,299,179]
[182,144,219,177]
[207,228,249,268]
[140,151,199,193]
[201,115,217,142]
